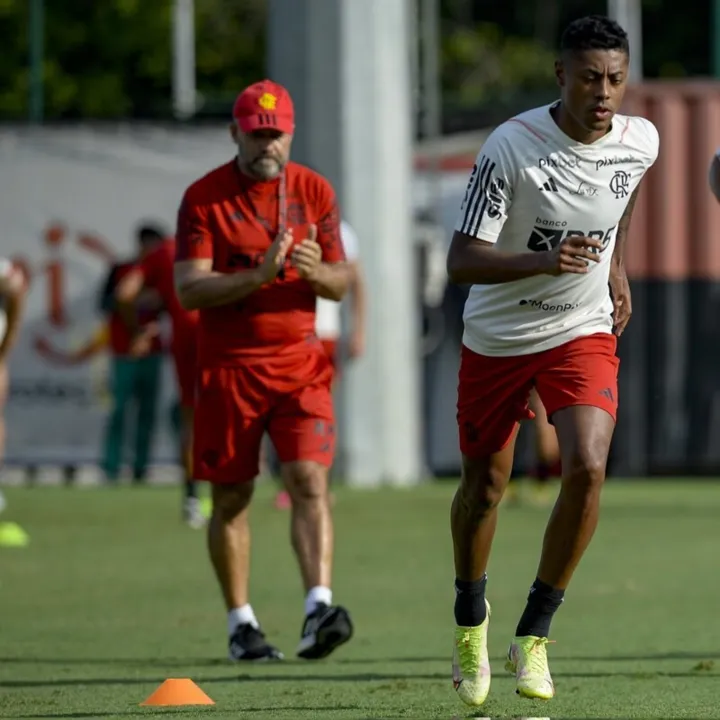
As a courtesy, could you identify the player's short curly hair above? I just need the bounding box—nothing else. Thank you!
[560,15,629,55]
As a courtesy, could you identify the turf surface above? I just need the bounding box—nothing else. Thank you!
[1,480,718,719]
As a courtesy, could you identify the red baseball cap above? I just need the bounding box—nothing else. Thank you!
[232,80,295,135]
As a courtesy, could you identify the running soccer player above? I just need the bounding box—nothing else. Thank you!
[0,258,27,512]
[115,225,201,526]
[174,79,354,662]
[446,16,658,706]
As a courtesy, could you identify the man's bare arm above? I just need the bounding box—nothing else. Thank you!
[308,262,351,301]
[115,268,145,335]
[612,183,642,270]
[0,267,27,359]
[709,154,720,203]
[174,259,265,310]
[346,260,366,355]
[446,232,547,285]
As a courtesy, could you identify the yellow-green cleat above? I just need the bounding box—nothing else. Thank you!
[452,600,491,707]
[505,635,555,700]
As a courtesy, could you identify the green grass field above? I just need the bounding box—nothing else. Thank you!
[1,480,719,719]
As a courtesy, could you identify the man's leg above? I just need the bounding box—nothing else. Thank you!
[194,365,281,661]
[270,359,352,661]
[529,389,560,505]
[507,333,618,701]
[132,354,161,483]
[452,344,534,707]
[101,356,134,482]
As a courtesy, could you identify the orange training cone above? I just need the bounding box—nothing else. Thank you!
[140,678,215,706]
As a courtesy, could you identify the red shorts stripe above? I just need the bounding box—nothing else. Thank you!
[457,333,619,458]
[193,350,335,484]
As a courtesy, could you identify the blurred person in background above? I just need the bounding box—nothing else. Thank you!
[174,79,354,663]
[709,147,720,202]
[116,225,202,528]
[445,16,658,707]
[0,258,28,513]
[505,389,561,506]
[274,218,366,510]
[98,226,164,485]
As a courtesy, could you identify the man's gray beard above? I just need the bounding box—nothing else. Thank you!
[249,157,283,180]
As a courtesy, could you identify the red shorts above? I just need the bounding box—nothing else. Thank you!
[171,329,198,408]
[193,350,335,484]
[457,333,619,458]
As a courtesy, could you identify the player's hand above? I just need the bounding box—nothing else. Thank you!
[258,230,294,283]
[291,224,323,280]
[609,265,632,336]
[543,236,603,276]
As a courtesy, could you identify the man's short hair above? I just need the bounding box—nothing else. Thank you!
[136,223,166,246]
[560,15,630,56]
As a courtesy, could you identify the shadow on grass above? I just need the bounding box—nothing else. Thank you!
[2,650,716,669]
[2,667,718,691]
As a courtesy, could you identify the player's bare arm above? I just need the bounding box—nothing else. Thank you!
[709,153,720,203]
[115,268,144,335]
[609,183,642,336]
[347,260,366,358]
[0,264,27,361]
[292,224,350,301]
[446,231,601,285]
[175,232,293,310]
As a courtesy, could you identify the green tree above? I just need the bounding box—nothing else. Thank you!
[0,0,266,120]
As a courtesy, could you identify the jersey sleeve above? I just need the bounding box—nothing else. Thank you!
[315,183,346,263]
[454,128,517,243]
[339,221,359,262]
[175,190,213,261]
[634,117,660,170]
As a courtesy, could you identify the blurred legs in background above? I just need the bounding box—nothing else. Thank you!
[102,354,160,483]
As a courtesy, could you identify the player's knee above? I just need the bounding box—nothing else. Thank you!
[283,461,328,503]
[564,446,606,493]
[210,482,254,522]
[459,456,507,513]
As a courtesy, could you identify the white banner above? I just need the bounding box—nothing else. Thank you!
[0,125,231,465]
[0,124,474,469]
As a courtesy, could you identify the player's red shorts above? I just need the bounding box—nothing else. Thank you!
[457,333,619,458]
[193,349,335,484]
[171,328,198,408]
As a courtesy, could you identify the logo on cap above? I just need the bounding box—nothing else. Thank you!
[258,92,277,110]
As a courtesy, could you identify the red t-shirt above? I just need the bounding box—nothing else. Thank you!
[140,238,199,345]
[108,262,162,355]
[175,160,345,365]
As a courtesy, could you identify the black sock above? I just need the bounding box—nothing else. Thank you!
[454,574,488,627]
[184,478,197,500]
[515,578,564,638]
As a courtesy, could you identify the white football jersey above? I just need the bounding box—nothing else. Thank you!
[315,220,360,339]
[455,102,659,356]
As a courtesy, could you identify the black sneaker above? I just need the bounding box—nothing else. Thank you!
[228,623,283,661]
[296,603,353,660]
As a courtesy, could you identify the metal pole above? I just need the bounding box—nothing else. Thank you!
[607,0,643,83]
[172,0,197,119]
[29,0,44,123]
